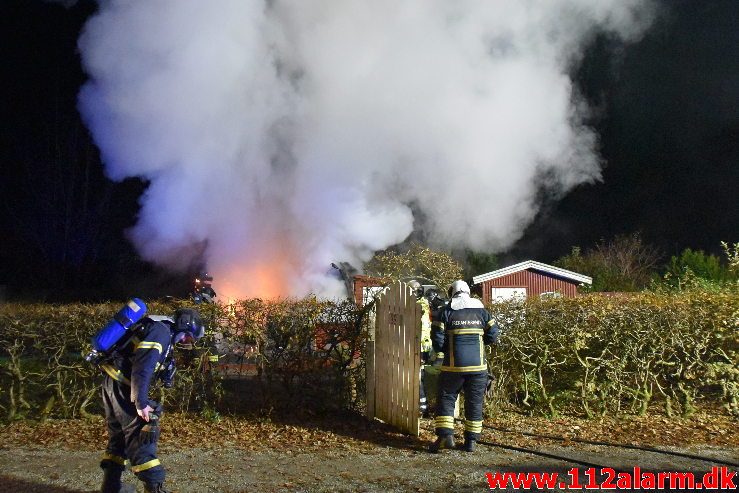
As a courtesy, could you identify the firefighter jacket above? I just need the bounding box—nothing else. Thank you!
[99,319,173,410]
[431,296,499,373]
[419,297,433,354]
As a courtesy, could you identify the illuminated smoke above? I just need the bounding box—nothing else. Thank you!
[78,0,655,298]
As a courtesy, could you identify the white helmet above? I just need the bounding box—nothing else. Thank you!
[407,280,424,299]
[450,280,470,297]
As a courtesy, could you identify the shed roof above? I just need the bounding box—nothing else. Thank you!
[472,260,592,285]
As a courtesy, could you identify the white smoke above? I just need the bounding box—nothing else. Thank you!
[78,0,655,298]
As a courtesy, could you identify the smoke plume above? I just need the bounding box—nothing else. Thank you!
[78,0,655,298]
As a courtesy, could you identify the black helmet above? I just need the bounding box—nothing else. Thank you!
[173,308,205,343]
[425,288,440,302]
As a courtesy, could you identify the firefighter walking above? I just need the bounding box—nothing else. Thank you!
[99,308,204,493]
[429,280,499,453]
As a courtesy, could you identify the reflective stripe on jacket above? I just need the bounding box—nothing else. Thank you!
[101,320,172,409]
[431,305,499,373]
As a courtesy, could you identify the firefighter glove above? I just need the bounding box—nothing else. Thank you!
[140,415,160,445]
[432,352,444,367]
[485,372,496,397]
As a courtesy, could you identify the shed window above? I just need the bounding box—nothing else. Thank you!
[362,286,385,305]
[540,291,562,299]
[491,287,527,302]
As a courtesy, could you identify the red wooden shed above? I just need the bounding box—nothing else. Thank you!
[472,260,592,304]
[352,274,386,307]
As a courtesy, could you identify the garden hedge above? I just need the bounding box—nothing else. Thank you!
[486,290,738,418]
[0,290,736,421]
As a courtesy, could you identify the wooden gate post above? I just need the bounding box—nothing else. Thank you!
[365,302,376,421]
[365,281,422,436]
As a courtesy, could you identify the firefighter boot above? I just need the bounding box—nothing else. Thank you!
[143,482,170,493]
[428,435,455,453]
[100,466,122,493]
[462,439,476,453]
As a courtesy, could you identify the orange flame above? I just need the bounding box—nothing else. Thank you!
[208,229,310,300]
[215,260,295,300]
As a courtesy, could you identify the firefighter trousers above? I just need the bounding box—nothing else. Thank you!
[100,375,165,484]
[433,371,486,441]
[419,366,429,414]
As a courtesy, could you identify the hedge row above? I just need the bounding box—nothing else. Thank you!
[486,290,738,418]
[0,298,369,420]
[0,290,736,421]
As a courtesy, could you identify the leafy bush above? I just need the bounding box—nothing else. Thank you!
[364,242,463,290]
[666,248,732,283]
[486,290,738,418]
[555,234,661,292]
[0,298,369,420]
[1,289,736,422]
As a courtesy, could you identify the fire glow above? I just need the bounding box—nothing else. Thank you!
[216,263,291,301]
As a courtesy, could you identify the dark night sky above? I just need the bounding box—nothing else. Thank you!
[1,0,737,300]
[509,0,738,262]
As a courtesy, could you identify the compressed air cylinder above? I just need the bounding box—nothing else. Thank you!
[91,298,147,353]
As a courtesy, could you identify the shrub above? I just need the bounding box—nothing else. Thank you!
[1,289,736,421]
[555,234,661,292]
[364,242,463,290]
[0,298,369,420]
[666,248,731,283]
[485,290,739,418]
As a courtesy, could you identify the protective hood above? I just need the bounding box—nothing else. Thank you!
[450,292,484,310]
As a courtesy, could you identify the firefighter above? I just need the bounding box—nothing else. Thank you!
[191,273,216,304]
[98,308,205,493]
[408,280,432,416]
[429,280,499,453]
[425,288,447,320]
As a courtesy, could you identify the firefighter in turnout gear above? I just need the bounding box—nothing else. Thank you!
[191,272,216,304]
[98,308,205,493]
[429,280,499,453]
[408,280,433,417]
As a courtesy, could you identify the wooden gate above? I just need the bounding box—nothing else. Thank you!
[365,281,421,436]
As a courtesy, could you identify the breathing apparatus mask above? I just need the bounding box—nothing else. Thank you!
[172,308,205,344]
[424,288,446,309]
[157,309,205,388]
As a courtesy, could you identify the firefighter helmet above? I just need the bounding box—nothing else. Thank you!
[450,280,470,298]
[407,280,424,299]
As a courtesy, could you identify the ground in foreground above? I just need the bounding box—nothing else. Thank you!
[0,410,736,492]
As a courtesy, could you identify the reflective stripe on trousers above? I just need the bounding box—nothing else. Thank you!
[100,375,165,483]
[434,371,487,440]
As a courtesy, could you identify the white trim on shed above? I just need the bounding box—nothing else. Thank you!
[472,260,592,286]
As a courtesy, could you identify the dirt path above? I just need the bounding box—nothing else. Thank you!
[1,411,736,492]
[1,443,736,492]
